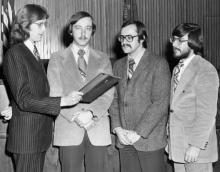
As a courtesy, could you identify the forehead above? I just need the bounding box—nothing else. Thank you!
[74,17,92,26]
[121,24,137,35]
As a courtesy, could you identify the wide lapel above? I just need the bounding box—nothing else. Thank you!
[85,48,100,83]
[61,46,83,89]
[171,56,199,105]
[22,43,47,77]
[120,57,130,99]
[170,69,175,103]
[128,50,151,85]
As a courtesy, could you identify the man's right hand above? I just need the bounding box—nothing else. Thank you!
[60,91,83,107]
[114,127,131,145]
[1,106,12,120]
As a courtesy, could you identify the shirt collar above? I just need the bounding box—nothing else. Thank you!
[128,49,145,68]
[24,39,35,53]
[181,53,195,68]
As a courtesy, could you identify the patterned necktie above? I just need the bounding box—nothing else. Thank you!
[128,58,135,79]
[173,60,184,93]
[78,49,87,78]
[33,44,40,61]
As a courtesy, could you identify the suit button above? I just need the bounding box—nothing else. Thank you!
[170,109,174,113]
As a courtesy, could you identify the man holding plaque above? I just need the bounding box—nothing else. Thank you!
[110,20,171,172]
[47,11,114,172]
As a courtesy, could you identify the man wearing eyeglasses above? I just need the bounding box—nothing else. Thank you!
[166,23,219,172]
[47,11,114,172]
[110,20,171,172]
[3,4,83,172]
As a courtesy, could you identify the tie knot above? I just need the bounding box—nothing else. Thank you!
[78,49,85,57]
[178,59,184,67]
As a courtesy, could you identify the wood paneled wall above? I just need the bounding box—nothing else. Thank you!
[137,0,220,69]
[6,0,220,69]
[14,0,123,59]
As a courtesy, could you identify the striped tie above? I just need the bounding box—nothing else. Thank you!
[128,58,135,79]
[33,45,40,61]
[78,49,87,78]
[173,60,184,93]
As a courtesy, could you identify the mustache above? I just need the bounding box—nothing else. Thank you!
[122,44,131,48]
[173,47,181,52]
[79,36,88,40]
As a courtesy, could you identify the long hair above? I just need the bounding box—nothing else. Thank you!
[121,20,148,48]
[172,23,203,55]
[10,4,49,46]
[67,11,96,36]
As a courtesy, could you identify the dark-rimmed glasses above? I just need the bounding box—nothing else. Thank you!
[170,36,188,44]
[118,35,138,42]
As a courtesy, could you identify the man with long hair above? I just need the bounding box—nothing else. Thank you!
[47,11,114,172]
[3,4,82,172]
[167,23,219,172]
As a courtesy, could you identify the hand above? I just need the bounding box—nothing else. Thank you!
[126,131,141,145]
[1,106,12,120]
[114,127,131,145]
[60,91,83,107]
[82,119,95,130]
[74,110,93,127]
[184,145,201,163]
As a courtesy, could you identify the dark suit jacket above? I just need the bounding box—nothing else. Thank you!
[3,43,61,154]
[110,50,171,152]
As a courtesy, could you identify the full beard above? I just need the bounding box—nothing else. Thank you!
[173,49,191,60]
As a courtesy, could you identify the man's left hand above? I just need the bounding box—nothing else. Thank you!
[126,131,141,145]
[74,110,93,127]
[184,145,201,163]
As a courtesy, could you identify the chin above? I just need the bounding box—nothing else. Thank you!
[122,48,131,54]
[78,41,90,47]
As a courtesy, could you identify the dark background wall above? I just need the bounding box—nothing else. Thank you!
[0,0,220,172]
[5,0,219,70]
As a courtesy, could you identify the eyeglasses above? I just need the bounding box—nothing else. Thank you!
[118,35,138,42]
[170,36,188,44]
[33,21,48,28]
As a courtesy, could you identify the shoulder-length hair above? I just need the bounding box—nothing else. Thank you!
[172,23,203,55]
[10,4,49,46]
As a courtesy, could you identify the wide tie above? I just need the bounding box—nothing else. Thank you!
[173,60,184,93]
[33,44,41,61]
[78,49,87,78]
[128,58,135,79]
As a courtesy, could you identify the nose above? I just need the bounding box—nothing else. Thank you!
[81,28,86,37]
[41,24,46,33]
[172,40,179,47]
[121,37,129,44]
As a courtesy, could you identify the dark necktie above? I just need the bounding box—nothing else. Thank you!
[173,60,184,93]
[78,49,87,78]
[33,45,40,61]
[128,58,135,79]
